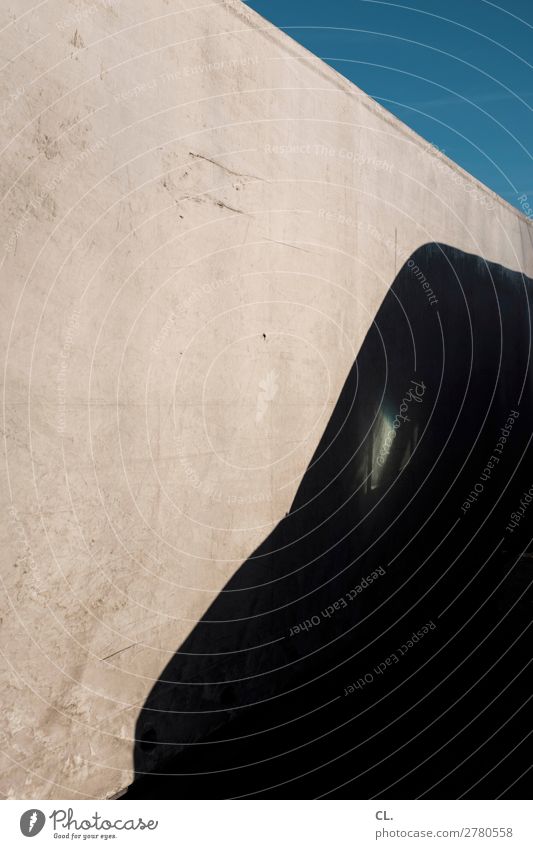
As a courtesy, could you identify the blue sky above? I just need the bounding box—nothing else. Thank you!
[244,0,532,211]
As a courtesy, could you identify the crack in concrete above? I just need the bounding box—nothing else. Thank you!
[189,151,263,182]
[101,644,138,662]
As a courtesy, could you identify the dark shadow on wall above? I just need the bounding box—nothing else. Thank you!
[125,243,533,799]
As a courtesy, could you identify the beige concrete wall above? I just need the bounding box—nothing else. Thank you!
[1,0,532,798]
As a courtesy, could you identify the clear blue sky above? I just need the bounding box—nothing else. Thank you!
[244,0,532,211]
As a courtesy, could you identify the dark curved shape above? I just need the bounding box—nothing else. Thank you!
[126,243,533,799]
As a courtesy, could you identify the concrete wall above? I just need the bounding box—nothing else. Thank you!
[1,0,531,798]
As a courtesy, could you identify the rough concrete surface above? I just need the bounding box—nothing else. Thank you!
[0,0,532,798]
